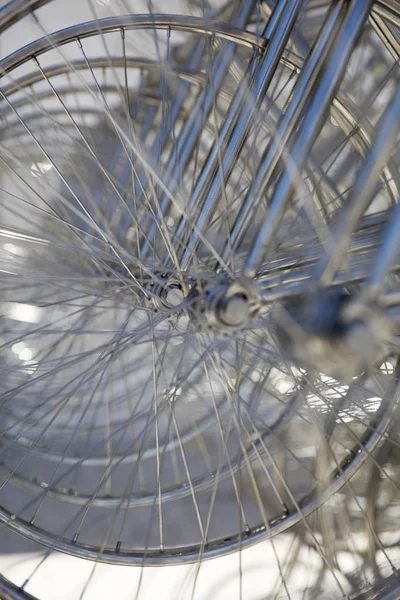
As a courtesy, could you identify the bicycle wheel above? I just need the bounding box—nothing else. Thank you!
[0,0,399,597]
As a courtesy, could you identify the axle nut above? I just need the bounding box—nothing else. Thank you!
[217,293,250,327]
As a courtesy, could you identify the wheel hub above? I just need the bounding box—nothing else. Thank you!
[143,271,392,378]
[142,273,260,330]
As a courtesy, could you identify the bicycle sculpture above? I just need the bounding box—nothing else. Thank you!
[0,1,399,598]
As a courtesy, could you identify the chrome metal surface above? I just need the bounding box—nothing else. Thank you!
[0,1,399,599]
[245,0,374,277]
